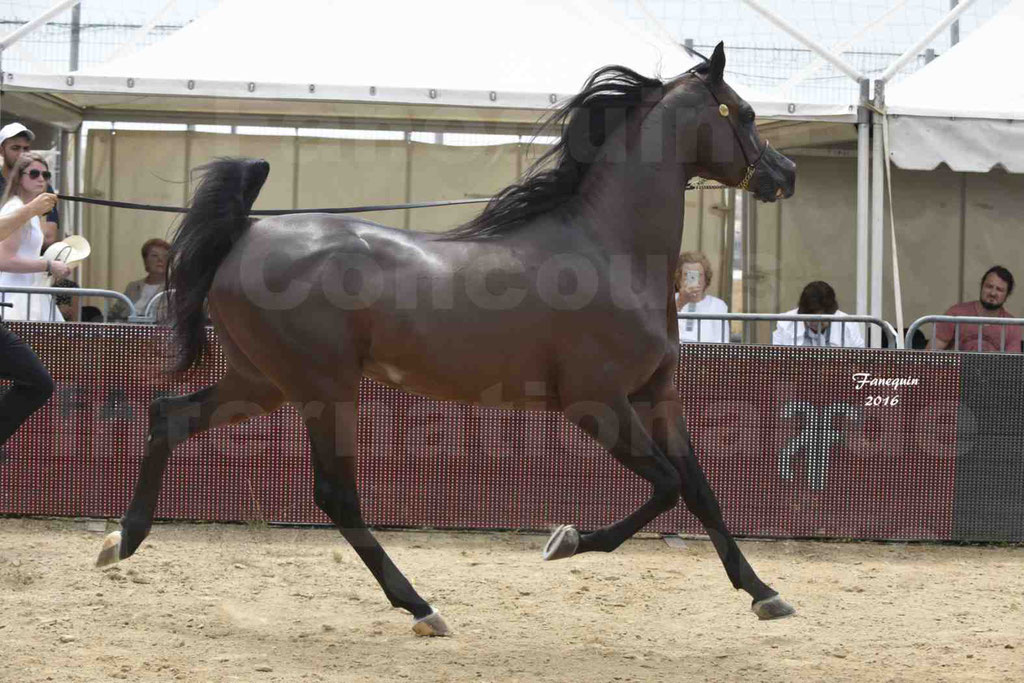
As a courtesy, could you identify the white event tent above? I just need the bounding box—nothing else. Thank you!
[884,0,1024,173]
[1,0,854,130]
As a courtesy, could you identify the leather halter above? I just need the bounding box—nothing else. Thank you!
[691,71,770,192]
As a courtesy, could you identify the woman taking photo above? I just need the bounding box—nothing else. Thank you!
[0,152,72,321]
[674,250,730,344]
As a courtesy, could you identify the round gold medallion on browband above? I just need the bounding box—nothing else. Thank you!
[690,70,769,193]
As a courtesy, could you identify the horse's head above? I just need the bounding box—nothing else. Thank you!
[671,42,795,203]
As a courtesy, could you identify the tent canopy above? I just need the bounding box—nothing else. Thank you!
[885,0,1024,172]
[1,0,854,130]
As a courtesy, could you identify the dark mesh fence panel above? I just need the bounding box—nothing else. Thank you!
[0,323,977,540]
[954,354,1024,541]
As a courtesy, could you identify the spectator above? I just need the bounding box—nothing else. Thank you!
[0,122,60,250]
[0,151,60,458]
[52,277,77,320]
[0,153,73,321]
[110,238,170,321]
[772,280,865,348]
[52,277,103,322]
[674,250,729,343]
[931,266,1022,353]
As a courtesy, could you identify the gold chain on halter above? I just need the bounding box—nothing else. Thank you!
[685,177,727,191]
[736,164,757,191]
[685,163,756,192]
[685,143,763,192]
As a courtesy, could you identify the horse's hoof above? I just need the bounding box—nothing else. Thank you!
[752,595,796,620]
[95,530,123,568]
[412,610,449,637]
[542,524,579,561]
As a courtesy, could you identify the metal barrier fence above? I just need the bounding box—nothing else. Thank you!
[3,285,1018,358]
[906,315,1024,353]
[139,289,169,322]
[0,285,137,322]
[677,312,899,348]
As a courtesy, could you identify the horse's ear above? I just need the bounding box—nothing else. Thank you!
[708,41,726,84]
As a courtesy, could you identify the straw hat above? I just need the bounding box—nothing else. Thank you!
[43,234,91,265]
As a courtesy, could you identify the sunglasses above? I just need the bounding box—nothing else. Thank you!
[26,169,51,180]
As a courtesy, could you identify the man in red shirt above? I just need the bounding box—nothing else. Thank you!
[932,266,1022,353]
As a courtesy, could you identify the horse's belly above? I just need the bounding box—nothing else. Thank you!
[362,358,558,411]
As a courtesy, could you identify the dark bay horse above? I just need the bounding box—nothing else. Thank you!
[96,43,797,635]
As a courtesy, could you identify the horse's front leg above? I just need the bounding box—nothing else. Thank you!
[639,362,796,620]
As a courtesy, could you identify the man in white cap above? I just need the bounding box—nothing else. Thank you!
[0,122,60,248]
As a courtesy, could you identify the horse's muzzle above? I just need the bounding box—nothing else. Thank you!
[752,148,796,202]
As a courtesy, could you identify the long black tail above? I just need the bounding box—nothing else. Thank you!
[167,157,269,373]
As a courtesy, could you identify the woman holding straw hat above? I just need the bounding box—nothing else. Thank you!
[0,152,73,321]
[0,152,66,456]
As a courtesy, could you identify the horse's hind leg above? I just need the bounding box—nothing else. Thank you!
[302,382,445,636]
[544,390,682,559]
[96,371,282,567]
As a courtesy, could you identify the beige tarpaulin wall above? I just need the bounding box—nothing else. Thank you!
[81,130,523,296]
[91,130,1024,339]
[81,129,728,303]
[750,155,860,328]
[750,154,1024,344]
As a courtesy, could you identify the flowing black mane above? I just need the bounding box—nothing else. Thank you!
[443,66,665,240]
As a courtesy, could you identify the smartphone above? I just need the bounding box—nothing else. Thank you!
[685,270,700,287]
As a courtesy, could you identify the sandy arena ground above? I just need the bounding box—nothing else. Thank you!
[1,518,1022,682]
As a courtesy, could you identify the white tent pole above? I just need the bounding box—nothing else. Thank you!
[879,0,978,82]
[856,80,871,318]
[870,81,886,347]
[779,0,908,96]
[739,0,866,83]
[105,0,179,65]
[881,112,906,349]
[630,0,690,53]
[0,0,80,50]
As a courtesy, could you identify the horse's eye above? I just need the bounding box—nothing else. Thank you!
[744,110,756,123]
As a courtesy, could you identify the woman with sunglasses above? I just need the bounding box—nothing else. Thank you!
[0,152,69,459]
[0,152,73,321]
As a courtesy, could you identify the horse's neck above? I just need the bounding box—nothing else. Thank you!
[574,158,688,261]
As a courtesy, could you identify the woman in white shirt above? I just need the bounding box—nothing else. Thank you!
[0,153,73,321]
[674,251,729,344]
